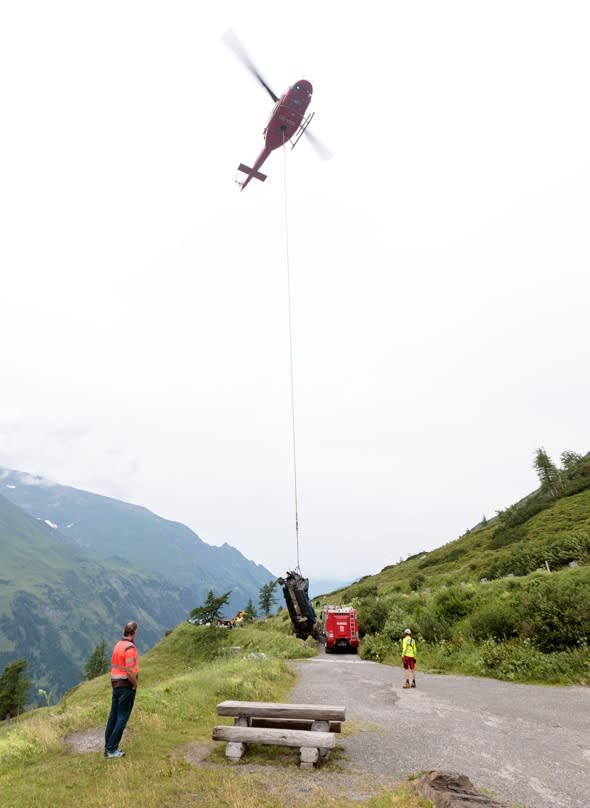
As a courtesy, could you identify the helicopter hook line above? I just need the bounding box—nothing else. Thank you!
[281,134,301,573]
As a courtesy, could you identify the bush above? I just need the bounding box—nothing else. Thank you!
[469,601,516,641]
[409,574,425,591]
[359,633,392,663]
[383,606,413,641]
[519,573,590,651]
[433,585,479,624]
[485,530,590,580]
[357,598,389,636]
[477,637,587,682]
[415,605,451,643]
[480,638,538,679]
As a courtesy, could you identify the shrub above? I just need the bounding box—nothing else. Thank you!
[415,605,451,643]
[357,598,389,636]
[409,574,426,591]
[359,633,392,663]
[433,585,479,624]
[519,573,590,651]
[469,601,516,640]
[383,606,413,641]
[480,638,537,679]
[485,530,590,580]
[347,583,378,599]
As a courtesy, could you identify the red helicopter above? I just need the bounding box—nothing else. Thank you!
[223,30,330,191]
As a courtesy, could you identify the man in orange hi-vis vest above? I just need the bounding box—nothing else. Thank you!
[104,621,139,758]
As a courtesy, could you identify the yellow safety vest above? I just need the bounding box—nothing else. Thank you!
[402,636,416,658]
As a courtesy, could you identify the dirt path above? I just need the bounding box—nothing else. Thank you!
[289,653,590,808]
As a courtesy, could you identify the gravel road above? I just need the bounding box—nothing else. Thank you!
[289,653,589,808]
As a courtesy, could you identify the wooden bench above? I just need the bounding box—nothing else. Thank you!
[213,700,346,768]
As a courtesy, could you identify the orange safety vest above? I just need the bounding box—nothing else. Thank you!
[111,639,139,683]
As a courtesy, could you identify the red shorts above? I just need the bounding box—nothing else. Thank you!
[403,656,415,670]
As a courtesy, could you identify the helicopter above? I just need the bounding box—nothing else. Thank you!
[223,30,330,191]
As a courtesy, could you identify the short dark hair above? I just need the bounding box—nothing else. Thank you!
[123,621,138,637]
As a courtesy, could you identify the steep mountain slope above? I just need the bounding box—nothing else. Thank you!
[0,468,277,699]
[0,494,187,696]
[0,468,274,613]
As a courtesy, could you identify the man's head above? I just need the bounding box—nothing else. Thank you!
[404,628,412,636]
[124,621,138,637]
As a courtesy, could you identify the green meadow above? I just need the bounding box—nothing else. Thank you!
[0,621,428,808]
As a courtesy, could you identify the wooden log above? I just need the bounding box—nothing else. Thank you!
[217,700,346,721]
[250,717,341,733]
[212,725,336,749]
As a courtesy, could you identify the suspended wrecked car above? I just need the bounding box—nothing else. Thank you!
[278,569,322,641]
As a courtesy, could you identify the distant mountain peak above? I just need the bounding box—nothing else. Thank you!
[1,468,57,489]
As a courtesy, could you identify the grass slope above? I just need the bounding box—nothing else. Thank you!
[323,475,590,684]
[0,622,428,808]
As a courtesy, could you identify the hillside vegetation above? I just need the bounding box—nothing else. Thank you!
[326,450,590,684]
[0,621,427,808]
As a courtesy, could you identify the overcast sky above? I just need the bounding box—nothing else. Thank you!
[2,2,589,582]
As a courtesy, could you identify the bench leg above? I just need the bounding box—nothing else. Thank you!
[224,716,249,761]
[311,719,331,761]
[225,741,246,761]
[300,746,320,769]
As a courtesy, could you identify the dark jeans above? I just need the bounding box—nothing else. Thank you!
[104,686,136,753]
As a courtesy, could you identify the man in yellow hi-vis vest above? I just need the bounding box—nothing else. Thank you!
[401,628,416,688]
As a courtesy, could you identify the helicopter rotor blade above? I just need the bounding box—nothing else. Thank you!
[222,29,279,103]
[304,129,333,162]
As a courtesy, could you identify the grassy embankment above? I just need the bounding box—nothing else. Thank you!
[326,484,590,684]
[0,620,428,808]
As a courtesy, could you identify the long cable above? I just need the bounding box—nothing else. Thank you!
[282,139,300,572]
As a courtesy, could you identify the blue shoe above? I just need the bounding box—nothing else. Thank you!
[106,749,125,758]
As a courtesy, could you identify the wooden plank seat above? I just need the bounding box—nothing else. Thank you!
[217,700,346,721]
[250,717,341,733]
[213,700,346,768]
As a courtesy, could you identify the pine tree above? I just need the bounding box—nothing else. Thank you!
[259,580,278,618]
[533,447,560,496]
[85,639,109,680]
[560,450,583,472]
[243,597,258,621]
[0,659,30,719]
[189,590,231,625]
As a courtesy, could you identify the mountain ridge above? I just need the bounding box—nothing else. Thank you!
[0,468,276,699]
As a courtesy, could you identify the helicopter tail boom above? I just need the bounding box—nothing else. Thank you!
[238,163,267,184]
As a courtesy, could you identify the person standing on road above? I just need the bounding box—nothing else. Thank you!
[401,628,416,688]
[104,621,139,758]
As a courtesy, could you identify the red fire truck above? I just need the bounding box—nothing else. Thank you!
[321,605,359,653]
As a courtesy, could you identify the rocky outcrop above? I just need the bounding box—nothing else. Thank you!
[410,771,509,807]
